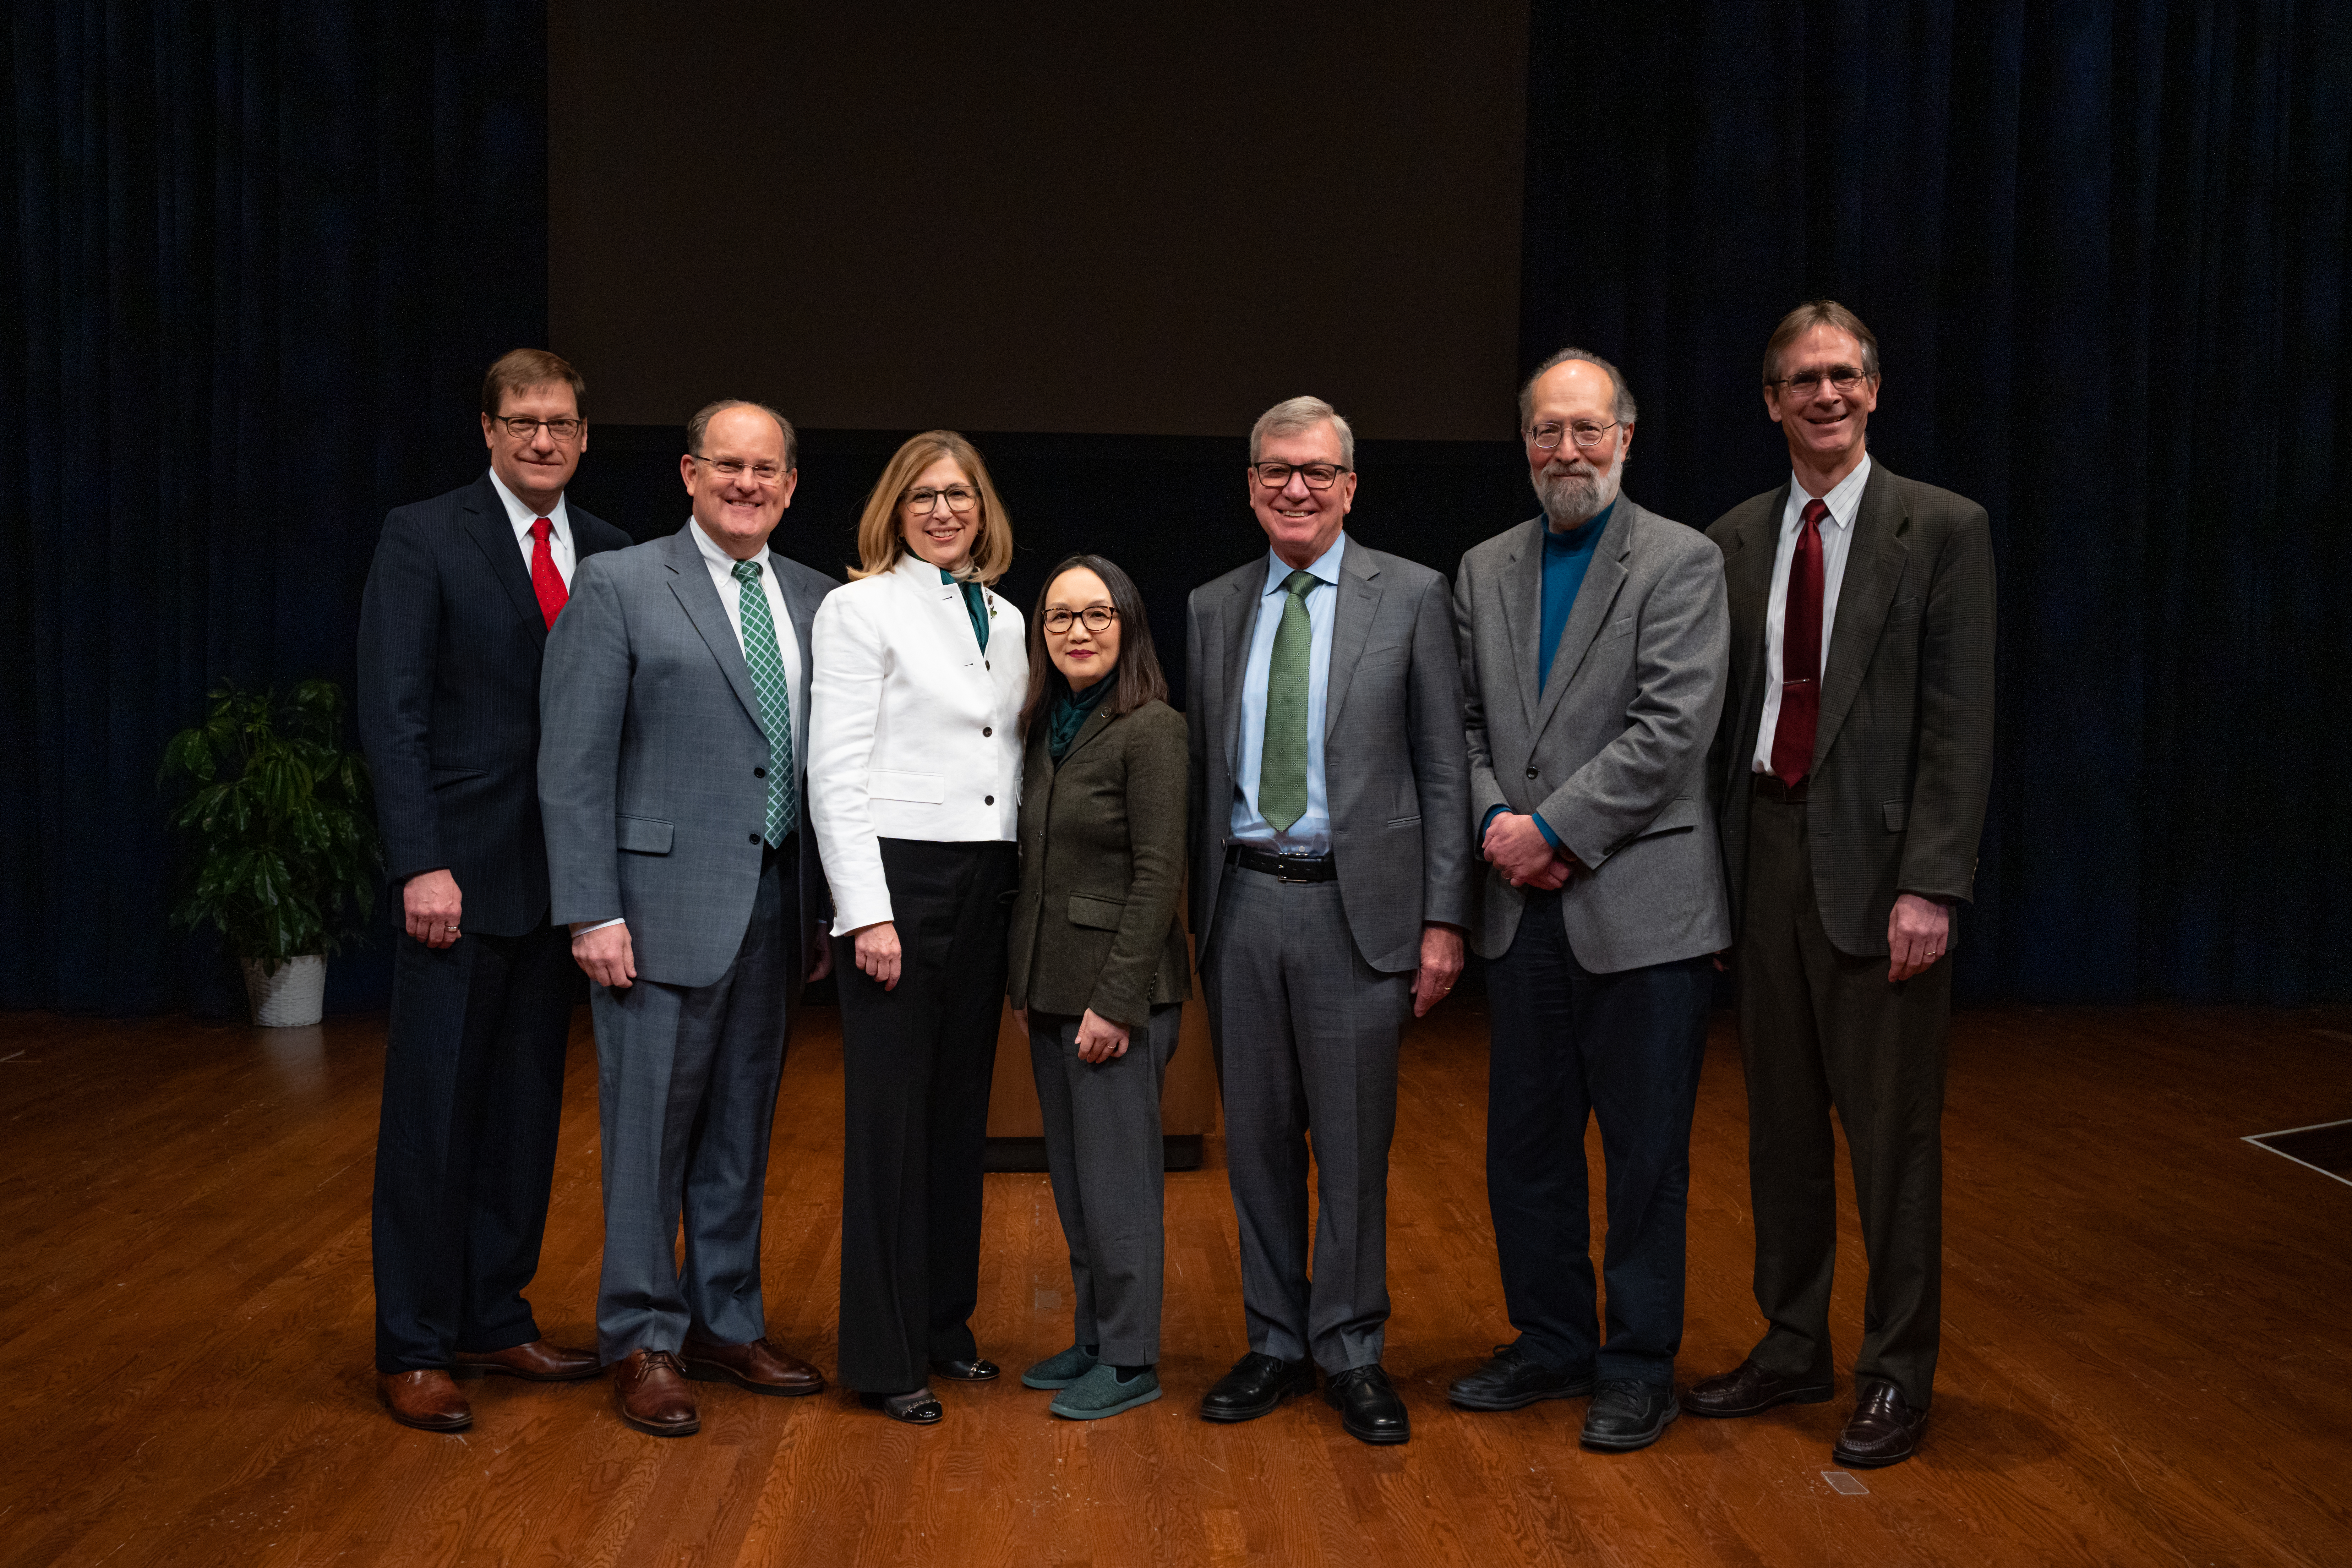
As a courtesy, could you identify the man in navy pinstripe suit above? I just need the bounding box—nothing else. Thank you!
[356,349,630,1431]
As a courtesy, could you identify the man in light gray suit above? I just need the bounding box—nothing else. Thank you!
[1186,395,1472,1446]
[1447,350,1730,1452]
[540,399,835,1436]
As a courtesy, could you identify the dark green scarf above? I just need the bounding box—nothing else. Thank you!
[941,566,988,652]
[1047,673,1113,765]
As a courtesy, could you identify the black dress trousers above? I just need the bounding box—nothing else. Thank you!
[1483,887,1715,1388]
[835,838,1019,1393]
[372,920,577,1373]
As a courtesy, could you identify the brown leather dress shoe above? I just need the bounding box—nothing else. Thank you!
[380,1369,472,1432]
[449,1339,601,1382]
[1833,1382,1928,1468]
[611,1348,700,1436]
[681,1334,825,1397]
[1685,1359,1835,1418]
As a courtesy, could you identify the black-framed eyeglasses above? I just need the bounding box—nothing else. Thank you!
[497,415,584,441]
[1042,606,1118,634]
[1526,419,1621,452]
[687,453,787,484]
[1249,461,1349,490]
[1767,366,1871,397]
[905,485,979,514]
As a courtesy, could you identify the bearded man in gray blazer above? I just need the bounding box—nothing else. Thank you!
[1447,350,1730,1452]
[540,399,835,1437]
[1186,395,1472,1447]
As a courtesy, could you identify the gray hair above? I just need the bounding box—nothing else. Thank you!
[1249,395,1355,468]
[1517,348,1638,430]
[687,398,799,471]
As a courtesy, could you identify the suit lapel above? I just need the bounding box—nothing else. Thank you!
[1494,518,1544,730]
[662,525,768,737]
[460,476,549,648]
[1529,502,1633,739]
[1722,486,1786,779]
[777,561,825,718]
[1220,569,1256,776]
[1062,701,1119,765]
[1813,465,1909,768]
[1322,542,1384,737]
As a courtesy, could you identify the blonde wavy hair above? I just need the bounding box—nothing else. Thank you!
[850,430,1014,585]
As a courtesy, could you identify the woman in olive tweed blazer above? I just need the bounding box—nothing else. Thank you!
[1006,553,1190,1422]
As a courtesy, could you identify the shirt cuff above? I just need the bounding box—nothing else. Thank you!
[573,917,626,936]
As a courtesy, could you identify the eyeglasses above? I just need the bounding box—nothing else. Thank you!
[1768,366,1871,397]
[688,453,787,484]
[1526,420,1621,452]
[1249,462,1349,490]
[905,485,979,514]
[1042,606,1118,634]
[496,416,584,441]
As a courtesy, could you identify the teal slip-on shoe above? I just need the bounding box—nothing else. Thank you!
[1021,1345,1099,1390]
[1049,1363,1162,1420]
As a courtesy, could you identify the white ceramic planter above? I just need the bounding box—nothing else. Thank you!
[242,954,327,1027]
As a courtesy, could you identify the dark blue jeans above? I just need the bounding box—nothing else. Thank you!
[1484,889,1714,1387]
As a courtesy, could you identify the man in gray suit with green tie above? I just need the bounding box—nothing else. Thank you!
[1186,395,1472,1446]
[540,400,836,1437]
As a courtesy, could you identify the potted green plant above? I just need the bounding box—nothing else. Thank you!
[160,679,381,1026]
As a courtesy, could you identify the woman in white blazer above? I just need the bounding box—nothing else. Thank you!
[807,430,1027,1424]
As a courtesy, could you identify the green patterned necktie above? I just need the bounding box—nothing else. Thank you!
[1258,568,1318,832]
[732,560,797,846]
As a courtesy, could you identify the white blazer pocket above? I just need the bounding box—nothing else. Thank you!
[869,768,946,804]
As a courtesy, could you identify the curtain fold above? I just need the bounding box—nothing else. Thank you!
[1521,0,2352,1003]
[2,1,547,1013]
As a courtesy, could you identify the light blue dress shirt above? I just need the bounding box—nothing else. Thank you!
[1230,533,1346,854]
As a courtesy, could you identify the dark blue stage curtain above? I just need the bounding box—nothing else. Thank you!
[1522,1,2352,1004]
[1,2,547,1014]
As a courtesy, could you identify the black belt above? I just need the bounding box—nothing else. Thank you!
[1752,774,1808,803]
[1226,843,1337,883]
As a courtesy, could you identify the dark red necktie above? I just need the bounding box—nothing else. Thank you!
[1771,498,1829,786]
[529,517,568,628]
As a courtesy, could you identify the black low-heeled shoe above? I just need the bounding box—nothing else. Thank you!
[860,1387,944,1424]
[928,1357,1001,1382]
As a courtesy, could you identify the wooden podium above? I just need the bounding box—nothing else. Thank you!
[982,943,1221,1172]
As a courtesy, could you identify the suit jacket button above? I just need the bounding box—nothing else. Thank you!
[754,766,767,777]
[984,795,995,805]
[749,833,761,843]
[982,726,992,736]
[1526,766,1539,778]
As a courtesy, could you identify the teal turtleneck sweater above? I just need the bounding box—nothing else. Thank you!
[1046,672,1114,765]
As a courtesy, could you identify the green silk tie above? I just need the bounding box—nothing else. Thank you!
[1258,569,1318,833]
[731,560,797,847]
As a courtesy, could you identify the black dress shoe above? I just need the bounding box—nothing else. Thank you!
[1200,1351,1317,1423]
[1684,1358,1834,1418]
[860,1388,944,1425]
[928,1357,1000,1382]
[1832,1382,1928,1468]
[1579,1379,1678,1451]
[1324,1364,1410,1446]
[1447,1343,1596,1411]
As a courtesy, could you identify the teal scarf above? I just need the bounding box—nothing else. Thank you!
[1047,673,1113,765]
[942,567,988,652]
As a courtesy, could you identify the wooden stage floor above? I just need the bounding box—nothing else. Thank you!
[2,999,2348,1567]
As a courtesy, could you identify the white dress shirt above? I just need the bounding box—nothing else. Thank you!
[687,520,807,769]
[486,468,575,587]
[1752,452,1873,773]
[1230,532,1345,855]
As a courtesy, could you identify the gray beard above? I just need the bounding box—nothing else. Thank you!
[1533,461,1618,528]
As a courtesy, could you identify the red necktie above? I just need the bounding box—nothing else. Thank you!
[529,517,568,628]
[1770,498,1829,786]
